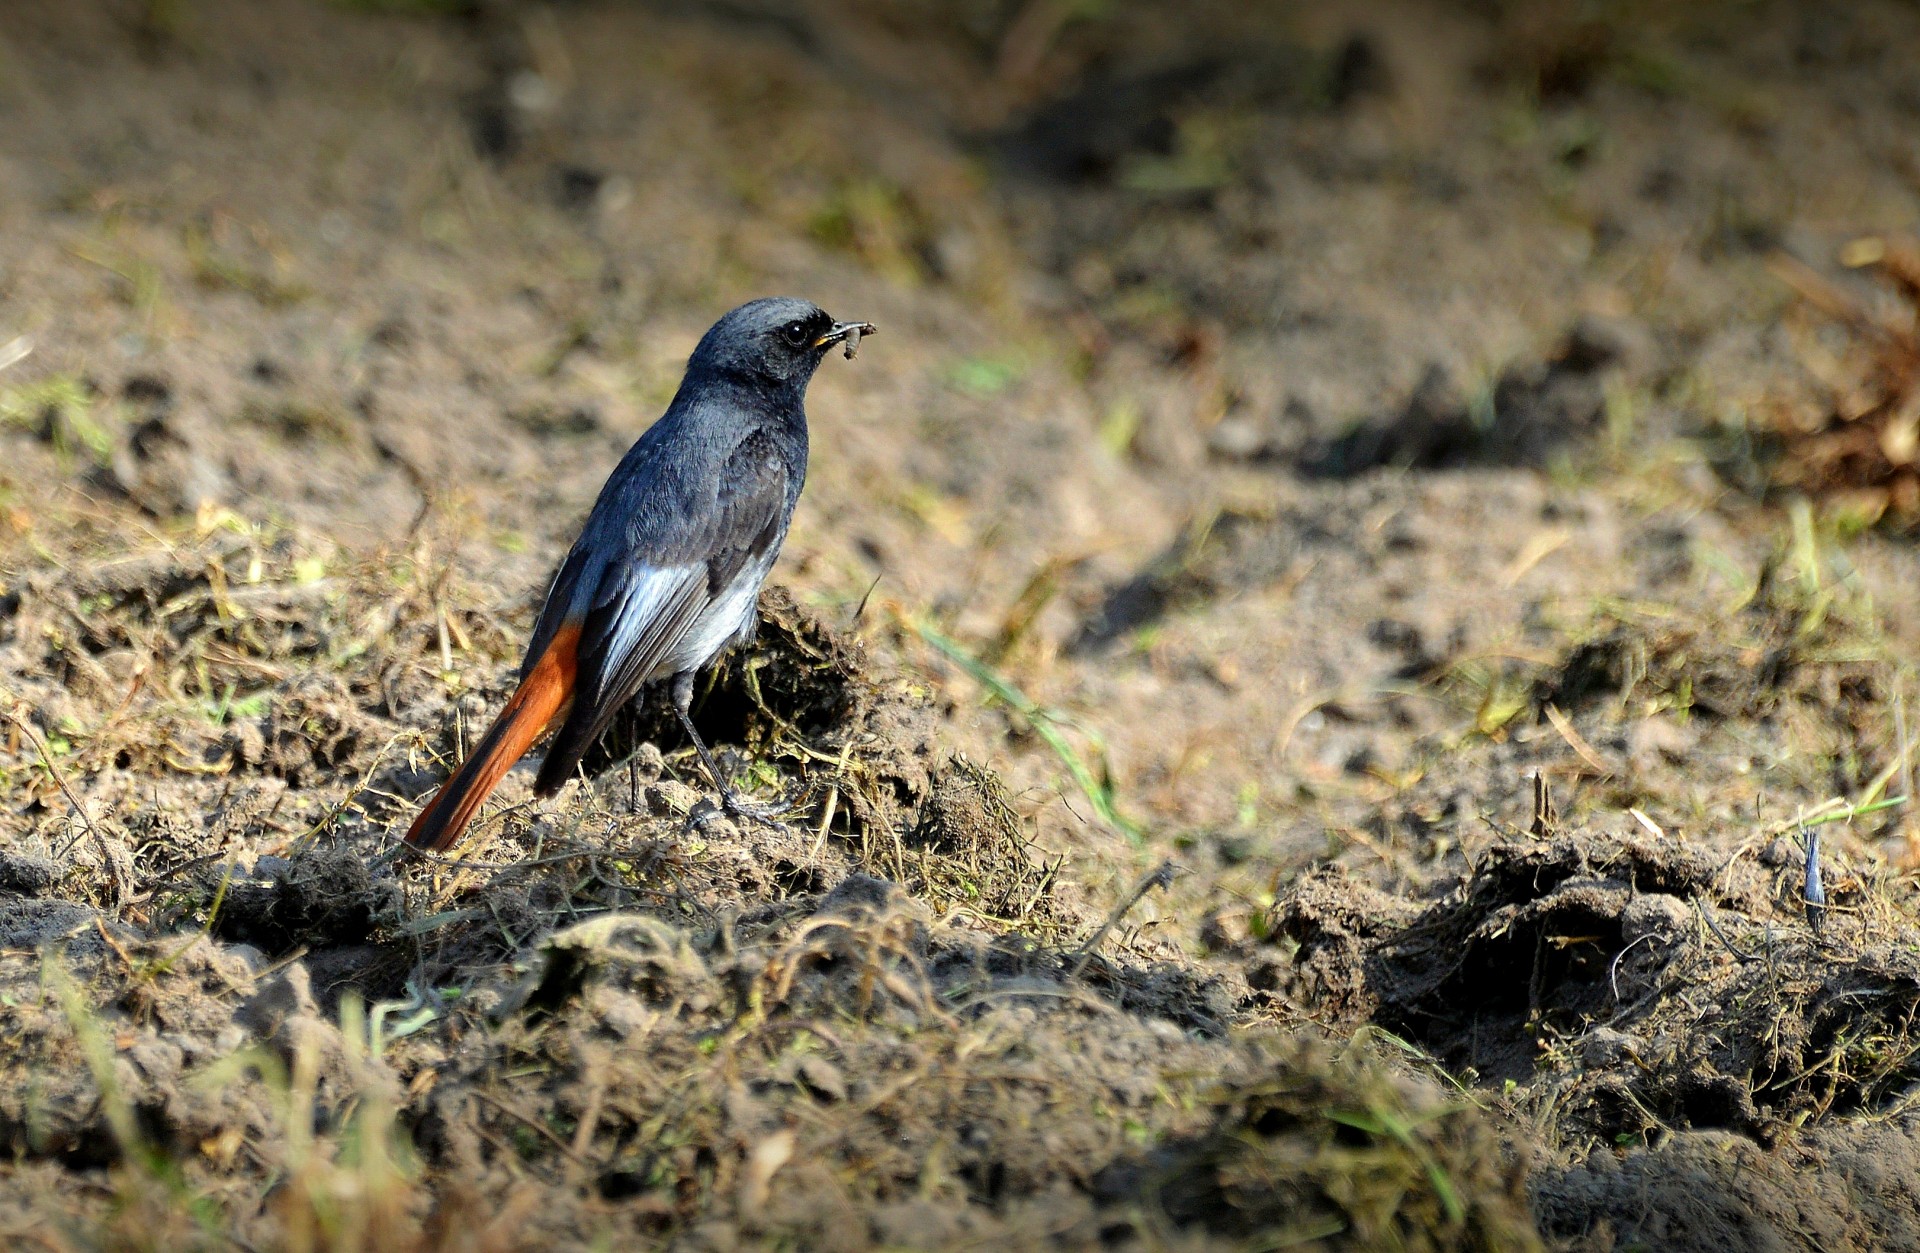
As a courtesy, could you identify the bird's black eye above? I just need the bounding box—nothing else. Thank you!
[781,321,811,348]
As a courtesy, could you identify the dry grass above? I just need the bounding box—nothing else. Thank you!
[0,883,1539,1251]
[1764,237,1920,529]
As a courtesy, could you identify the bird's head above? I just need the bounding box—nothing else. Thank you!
[689,297,875,386]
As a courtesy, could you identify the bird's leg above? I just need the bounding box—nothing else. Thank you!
[670,671,790,830]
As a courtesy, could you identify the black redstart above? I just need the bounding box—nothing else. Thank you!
[405,297,873,853]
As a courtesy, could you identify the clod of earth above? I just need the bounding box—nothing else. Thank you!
[1264,830,1920,1164]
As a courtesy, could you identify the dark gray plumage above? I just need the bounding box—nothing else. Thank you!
[406,297,873,852]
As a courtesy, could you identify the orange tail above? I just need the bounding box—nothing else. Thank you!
[405,625,581,854]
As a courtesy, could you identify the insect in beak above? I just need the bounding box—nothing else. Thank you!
[815,320,877,359]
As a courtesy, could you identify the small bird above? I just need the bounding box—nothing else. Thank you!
[404,297,873,854]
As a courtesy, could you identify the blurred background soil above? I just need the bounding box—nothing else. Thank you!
[2,0,1920,1248]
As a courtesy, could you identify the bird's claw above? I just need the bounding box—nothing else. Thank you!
[725,792,795,833]
[684,792,794,835]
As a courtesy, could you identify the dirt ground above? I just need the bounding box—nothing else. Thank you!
[2,0,1920,1248]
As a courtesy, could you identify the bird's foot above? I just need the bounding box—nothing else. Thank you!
[686,790,794,835]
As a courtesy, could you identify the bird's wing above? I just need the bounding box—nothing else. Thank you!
[532,431,792,792]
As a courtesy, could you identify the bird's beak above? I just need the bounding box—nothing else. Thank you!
[815,320,877,359]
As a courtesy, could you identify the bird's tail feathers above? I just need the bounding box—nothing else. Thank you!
[403,624,580,854]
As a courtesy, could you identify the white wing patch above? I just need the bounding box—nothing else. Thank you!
[667,549,778,675]
[602,561,708,685]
